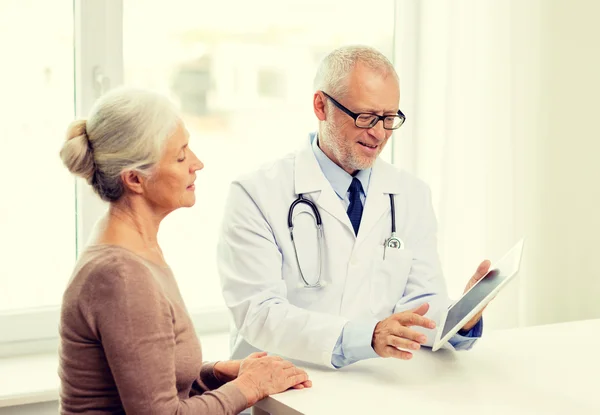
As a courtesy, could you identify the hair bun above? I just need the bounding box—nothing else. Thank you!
[59,119,95,181]
[66,119,88,141]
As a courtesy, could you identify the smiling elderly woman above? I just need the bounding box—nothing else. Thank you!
[58,87,310,415]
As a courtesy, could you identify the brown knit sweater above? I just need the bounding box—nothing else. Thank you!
[58,244,247,414]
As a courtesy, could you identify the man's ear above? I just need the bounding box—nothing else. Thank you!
[313,91,327,121]
[121,170,145,195]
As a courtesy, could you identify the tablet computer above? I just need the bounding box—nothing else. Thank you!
[432,238,525,352]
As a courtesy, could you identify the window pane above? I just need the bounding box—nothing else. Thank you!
[123,0,395,311]
[0,1,76,311]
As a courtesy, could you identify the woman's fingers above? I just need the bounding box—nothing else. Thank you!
[248,351,268,359]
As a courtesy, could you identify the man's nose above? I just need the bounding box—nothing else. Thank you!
[368,119,386,140]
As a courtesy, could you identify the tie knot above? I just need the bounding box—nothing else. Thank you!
[348,177,363,195]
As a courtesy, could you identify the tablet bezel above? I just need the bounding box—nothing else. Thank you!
[431,238,525,352]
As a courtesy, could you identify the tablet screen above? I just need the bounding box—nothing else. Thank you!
[441,241,523,338]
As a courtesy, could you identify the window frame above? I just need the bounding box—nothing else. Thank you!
[1,0,413,357]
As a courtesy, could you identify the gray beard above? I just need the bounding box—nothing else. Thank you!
[320,125,376,172]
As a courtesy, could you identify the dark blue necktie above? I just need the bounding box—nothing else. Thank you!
[347,178,364,236]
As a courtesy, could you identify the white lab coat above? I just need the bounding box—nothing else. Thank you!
[217,141,452,368]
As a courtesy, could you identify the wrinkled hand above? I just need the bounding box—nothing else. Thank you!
[232,352,311,390]
[461,260,491,332]
[371,303,436,360]
[232,355,311,407]
[213,358,244,383]
[214,352,273,383]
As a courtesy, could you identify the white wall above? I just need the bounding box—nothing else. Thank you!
[410,0,521,329]
[406,0,600,330]
[518,0,600,325]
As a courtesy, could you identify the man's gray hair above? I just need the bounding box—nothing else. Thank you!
[313,45,398,98]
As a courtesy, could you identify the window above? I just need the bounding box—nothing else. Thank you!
[0,0,75,313]
[122,0,395,312]
[257,69,286,99]
[1,0,397,351]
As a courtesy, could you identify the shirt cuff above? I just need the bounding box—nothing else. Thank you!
[331,318,379,368]
[449,317,483,351]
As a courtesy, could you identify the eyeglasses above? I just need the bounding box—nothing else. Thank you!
[321,91,406,130]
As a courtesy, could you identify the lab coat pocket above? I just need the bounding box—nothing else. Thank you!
[370,247,413,315]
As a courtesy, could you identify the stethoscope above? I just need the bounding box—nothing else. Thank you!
[288,193,403,288]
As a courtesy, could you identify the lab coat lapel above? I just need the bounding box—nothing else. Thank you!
[357,158,403,245]
[294,144,355,234]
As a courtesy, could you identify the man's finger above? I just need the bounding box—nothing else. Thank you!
[388,327,428,344]
[388,334,421,351]
[472,260,491,282]
[384,346,413,360]
[394,312,436,329]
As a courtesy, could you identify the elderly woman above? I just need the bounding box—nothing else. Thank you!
[58,87,310,414]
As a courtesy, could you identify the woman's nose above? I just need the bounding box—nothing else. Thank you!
[192,159,204,172]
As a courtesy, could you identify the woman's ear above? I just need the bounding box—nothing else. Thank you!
[121,170,145,195]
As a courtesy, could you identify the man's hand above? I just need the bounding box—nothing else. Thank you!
[371,303,436,360]
[460,260,492,332]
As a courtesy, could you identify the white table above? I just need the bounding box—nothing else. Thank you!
[253,319,600,415]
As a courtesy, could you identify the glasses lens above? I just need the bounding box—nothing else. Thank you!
[356,114,378,128]
[384,116,404,130]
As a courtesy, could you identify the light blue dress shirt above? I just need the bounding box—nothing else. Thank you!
[309,133,483,369]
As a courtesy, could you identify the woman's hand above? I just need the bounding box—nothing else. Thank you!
[213,352,267,382]
[231,355,311,407]
[213,360,242,383]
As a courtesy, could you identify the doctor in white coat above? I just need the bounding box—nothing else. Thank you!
[217,45,491,369]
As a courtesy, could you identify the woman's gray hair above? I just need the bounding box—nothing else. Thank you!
[59,87,180,202]
[313,45,398,98]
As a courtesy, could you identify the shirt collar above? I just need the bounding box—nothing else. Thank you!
[310,132,371,199]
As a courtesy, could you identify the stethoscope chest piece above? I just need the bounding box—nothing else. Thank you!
[385,234,404,250]
[384,232,404,260]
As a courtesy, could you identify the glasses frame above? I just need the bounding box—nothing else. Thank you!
[321,91,406,130]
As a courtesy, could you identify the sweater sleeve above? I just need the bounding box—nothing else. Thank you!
[190,362,228,394]
[87,259,247,415]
